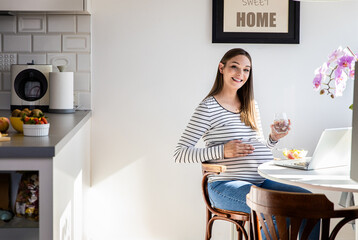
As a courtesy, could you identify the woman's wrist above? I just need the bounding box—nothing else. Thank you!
[269,134,279,143]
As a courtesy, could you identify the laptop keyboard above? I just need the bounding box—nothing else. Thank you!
[274,160,310,169]
[293,161,310,167]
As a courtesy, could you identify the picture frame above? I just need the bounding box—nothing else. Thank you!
[212,0,300,44]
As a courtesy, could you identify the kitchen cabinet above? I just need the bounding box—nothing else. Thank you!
[0,0,91,14]
[0,111,91,240]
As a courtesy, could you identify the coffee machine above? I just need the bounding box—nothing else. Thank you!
[11,64,52,112]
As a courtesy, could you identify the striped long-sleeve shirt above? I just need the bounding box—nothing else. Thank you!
[174,96,277,184]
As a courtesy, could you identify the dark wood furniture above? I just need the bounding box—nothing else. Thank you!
[201,163,250,240]
[246,185,358,240]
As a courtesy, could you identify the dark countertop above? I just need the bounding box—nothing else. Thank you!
[0,110,91,158]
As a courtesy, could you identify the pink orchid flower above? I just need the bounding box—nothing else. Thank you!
[313,46,356,99]
[338,55,355,69]
[313,63,328,91]
[335,73,347,97]
[327,46,345,67]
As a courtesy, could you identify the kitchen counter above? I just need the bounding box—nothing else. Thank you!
[0,110,92,240]
[0,110,91,158]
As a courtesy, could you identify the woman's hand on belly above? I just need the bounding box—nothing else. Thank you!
[224,140,255,158]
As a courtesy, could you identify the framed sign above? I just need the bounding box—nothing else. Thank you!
[212,0,300,44]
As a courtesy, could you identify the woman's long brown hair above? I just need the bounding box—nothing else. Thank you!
[206,48,258,130]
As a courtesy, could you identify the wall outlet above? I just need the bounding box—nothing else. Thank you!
[0,54,17,72]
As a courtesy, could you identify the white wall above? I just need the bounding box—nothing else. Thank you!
[89,1,358,239]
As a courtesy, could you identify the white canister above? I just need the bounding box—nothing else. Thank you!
[49,72,75,113]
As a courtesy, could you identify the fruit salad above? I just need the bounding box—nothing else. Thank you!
[14,108,48,125]
[282,149,308,159]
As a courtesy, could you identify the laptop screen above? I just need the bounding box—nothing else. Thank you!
[310,128,351,170]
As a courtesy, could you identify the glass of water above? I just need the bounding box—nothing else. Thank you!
[273,112,289,133]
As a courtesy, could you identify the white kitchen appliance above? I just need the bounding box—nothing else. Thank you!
[49,72,75,113]
[11,64,53,112]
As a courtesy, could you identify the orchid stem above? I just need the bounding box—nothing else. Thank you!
[347,46,356,58]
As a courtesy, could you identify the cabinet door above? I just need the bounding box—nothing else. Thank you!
[1,0,83,11]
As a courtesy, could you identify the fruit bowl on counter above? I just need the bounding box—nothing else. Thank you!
[11,108,50,136]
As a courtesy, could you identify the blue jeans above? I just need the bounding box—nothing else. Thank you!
[208,179,319,239]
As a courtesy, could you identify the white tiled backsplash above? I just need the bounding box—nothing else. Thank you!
[0,14,91,110]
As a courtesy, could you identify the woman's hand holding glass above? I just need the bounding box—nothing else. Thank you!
[224,139,255,158]
[270,113,291,141]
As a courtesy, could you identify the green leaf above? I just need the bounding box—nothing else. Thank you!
[349,104,353,110]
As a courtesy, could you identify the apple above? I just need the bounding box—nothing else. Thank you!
[0,117,10,133]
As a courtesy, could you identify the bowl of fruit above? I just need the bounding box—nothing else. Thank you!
[13,109,50,137]
[11,108,48,134]
[282,148,308,160]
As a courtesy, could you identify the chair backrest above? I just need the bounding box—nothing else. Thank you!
[201,164,227,215]
[246,185,335,240]
[201,164,250,240]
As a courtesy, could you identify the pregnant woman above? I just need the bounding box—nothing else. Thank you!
[174,48,318,239]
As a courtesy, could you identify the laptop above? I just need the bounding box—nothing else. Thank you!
[274,127,352,170]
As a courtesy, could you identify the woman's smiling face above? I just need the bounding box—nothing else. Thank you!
[219,55,251,91]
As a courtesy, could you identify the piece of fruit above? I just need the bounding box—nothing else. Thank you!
[287,152,295,159]
[31,109,43,118]
[0,117,10,133]
[292,151,300,159]
[11,109,21,117]
[23,108,31,115]
[10,117,23,133]
[20,110,30,117]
